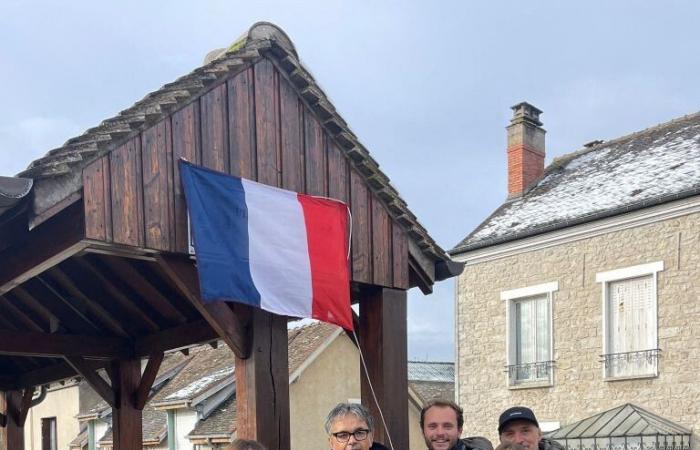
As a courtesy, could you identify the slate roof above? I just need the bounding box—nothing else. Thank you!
[288,321,340,375]
[68,430,87,449]
[150,343,234,406]
[407,361,455,404]
[14,21,451,266]
[98,404,167,445]
[188,394,237,439]
[409,380,455,404]
[408,361,454,382]
[452,112,700,254]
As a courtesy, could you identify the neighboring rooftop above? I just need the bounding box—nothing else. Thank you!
[187,394,237,440]
[409,380,455,404]
[452,112,700,254]
[408,361,454,382]
[408,361,455,404]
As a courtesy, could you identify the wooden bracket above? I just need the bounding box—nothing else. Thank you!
[133,352,164,410]
[156,255,252,359]
[65,356,115,407]
[16,387,34,427]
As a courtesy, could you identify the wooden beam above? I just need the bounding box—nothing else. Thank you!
[0,330,129,359]
[17,388,33,427]
[133,352,163,410]
[99,255,188,324]
[0,202,87,295]
[65,356,115,407]
[110,359,143,450]
[155,255,252,358]
[11,359,102,391]
[358,287,409,450]
[47,266,130,337]
[0,295,45,332]
[235,309,290,450]
[134,320,218,357]
[73,256,160,332]
[0,391,25,450]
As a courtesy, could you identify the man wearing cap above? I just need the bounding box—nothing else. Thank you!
[497,407,564,450]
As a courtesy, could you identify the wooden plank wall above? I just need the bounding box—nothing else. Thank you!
[83,58,409,289]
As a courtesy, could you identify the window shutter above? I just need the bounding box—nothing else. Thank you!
[608,274,654,376]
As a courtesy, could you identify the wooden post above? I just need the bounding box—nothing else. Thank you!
[110,359,142,450]
[359,287,409,450]
[0,391,25,450]
[235,309,290,450]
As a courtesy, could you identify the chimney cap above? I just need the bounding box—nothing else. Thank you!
[510,102,543,126]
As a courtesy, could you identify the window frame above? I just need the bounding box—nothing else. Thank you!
[501,281,558,389]
[596,261,663,381]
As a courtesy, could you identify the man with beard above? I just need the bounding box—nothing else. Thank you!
[421,400,493,450]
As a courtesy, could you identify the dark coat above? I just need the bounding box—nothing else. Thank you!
[371,442,391,450]
[539,438,566,450]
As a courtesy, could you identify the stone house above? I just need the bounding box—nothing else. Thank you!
[449,103,700,446]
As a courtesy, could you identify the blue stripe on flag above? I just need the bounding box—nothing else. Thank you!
[179,161,261,306]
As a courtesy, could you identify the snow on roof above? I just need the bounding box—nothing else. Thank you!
[164,366,234,401]
[452,112,700,253]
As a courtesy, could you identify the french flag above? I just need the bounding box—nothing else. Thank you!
[179,161,353,330]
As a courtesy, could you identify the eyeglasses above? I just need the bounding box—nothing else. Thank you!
[331,429,370,442]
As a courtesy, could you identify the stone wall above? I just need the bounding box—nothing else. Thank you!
[455,212,700,446]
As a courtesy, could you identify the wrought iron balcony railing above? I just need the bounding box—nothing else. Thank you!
[505,360,554,385]
[600,348,661,377]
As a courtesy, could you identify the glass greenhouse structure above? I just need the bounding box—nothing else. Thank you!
[545,404,692,450]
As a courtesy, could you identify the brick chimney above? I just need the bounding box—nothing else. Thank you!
[507,102,545,197]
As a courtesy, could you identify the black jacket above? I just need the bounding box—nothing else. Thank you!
[371,442,391,450]
[539,438,566,450]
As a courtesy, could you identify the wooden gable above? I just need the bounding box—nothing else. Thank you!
[83,58,409,290]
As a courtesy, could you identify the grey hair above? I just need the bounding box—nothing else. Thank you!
[324,403,374,434]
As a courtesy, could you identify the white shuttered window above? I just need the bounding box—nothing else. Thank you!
[502,282,557,387]
[597,262,662,379]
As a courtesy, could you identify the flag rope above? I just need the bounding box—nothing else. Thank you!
[352,329,395,450]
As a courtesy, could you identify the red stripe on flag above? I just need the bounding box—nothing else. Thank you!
[297,194,353,330]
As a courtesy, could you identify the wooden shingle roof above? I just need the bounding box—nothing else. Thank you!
[16,22,452,266]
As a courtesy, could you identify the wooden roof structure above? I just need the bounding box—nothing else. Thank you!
[0,22,463,450]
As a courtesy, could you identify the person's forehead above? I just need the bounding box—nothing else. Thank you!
[502,420,538,432]
[425,405,459,422]
[331,413,369,431]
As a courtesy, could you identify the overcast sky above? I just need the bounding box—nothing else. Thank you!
[2,1,700,361]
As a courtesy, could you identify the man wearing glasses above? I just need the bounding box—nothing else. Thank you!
[325,403,390,450]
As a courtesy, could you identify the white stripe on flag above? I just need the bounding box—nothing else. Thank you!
[242,179,313,317]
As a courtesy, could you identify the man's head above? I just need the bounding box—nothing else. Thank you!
[420,399,464,450]
[498,407,542,450]
[325,403,374,450]
[226,439,267,450]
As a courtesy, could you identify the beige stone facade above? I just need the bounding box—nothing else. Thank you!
[454,210,700,445]
[24,382,80,450]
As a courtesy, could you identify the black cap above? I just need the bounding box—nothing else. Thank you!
[498,406,539,434]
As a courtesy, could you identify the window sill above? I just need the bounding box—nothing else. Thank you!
[603,373,658,382]
[508,380,553,390]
